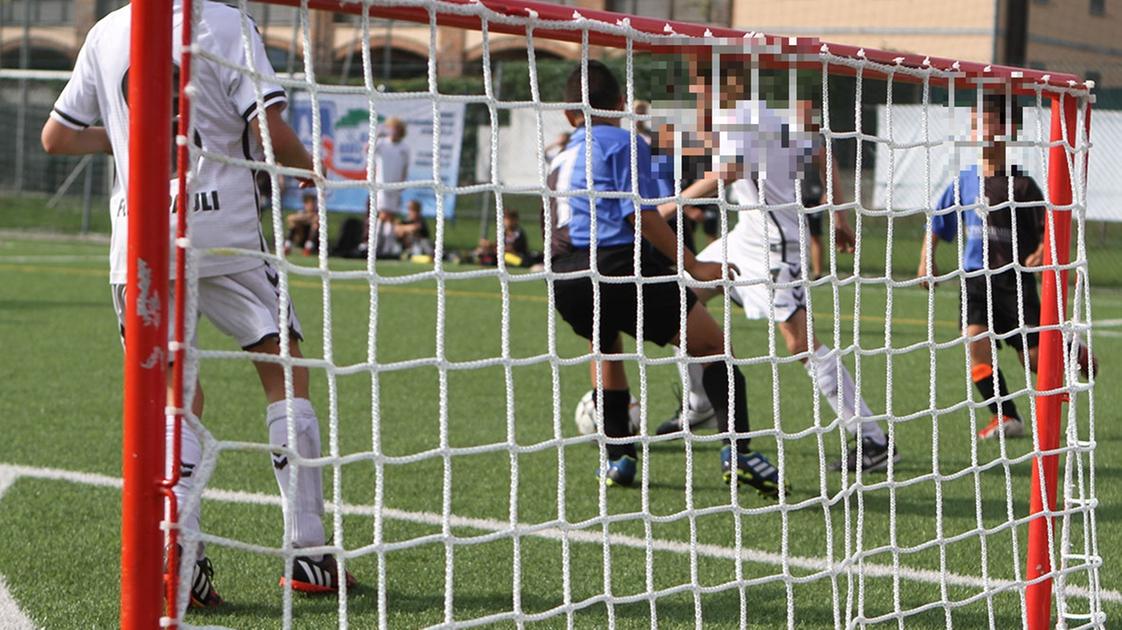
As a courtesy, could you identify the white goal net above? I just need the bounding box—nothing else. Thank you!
[160,0,1103,627]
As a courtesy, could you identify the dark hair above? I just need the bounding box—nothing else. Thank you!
[505,209,519,220]
[565,60,622,111]
[977,93,1022,128]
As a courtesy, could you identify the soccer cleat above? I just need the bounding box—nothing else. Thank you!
[720,446,788,499]
[189,557,223,609]
[978,415,1025,440]
[829,437,901,473]
[597,455,637,487]
[655,405,717,436]
[280,555,358,594]
[1071,335,1098,381]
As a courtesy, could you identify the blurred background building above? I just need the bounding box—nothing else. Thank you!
[0,0,1118,252]
[3,1,1117,88]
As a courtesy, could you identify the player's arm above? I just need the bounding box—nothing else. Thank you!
[919,185,956,288]
[815,143,856,253]
[40,119,112,155]
[251,105,313,175]
[655,173,719,220]
[630,210,727,280]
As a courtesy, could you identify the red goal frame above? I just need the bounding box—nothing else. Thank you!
[122,1,1092,628]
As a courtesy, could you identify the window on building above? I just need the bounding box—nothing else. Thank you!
[1091,0,1105,15]
[606,0,731,25]
[1,0,72,26]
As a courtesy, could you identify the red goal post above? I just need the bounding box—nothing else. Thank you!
[122,1,1095,628]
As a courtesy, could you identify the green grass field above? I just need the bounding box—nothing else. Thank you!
[0,225,1118,628]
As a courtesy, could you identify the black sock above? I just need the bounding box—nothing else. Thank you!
[702,363,750,454]
[600,389,637,460]
[973,367,1019,419]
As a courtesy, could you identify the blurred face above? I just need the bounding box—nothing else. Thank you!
[504,215,517,230]
[409,203,421,218]
[973,107,1006,160]
[390,120,406,142]
[303,196,316,212]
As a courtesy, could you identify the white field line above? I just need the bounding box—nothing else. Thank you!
[0,469,40,630]
[0,255,106,264]
[1,463,1117,606]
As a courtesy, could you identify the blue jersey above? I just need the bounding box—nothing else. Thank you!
[650,152,676,200]
[931,165,1044,272]
[546,124,658,253]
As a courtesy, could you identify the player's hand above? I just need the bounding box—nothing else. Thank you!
[917,258,938,289]
[1024,246,1044,269]
[297,176,316,189]
[684,205,705,222]
[833,213,856,253]
[688,260,738,282]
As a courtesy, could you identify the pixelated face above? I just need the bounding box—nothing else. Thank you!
[975,107,1004,143]
[303,196,316,211]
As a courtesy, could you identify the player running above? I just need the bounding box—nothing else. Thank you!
[41,0,354,606]
[548,60,787,499]
[657,58,899,474]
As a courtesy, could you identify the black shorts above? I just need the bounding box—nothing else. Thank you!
[552,245,698,350]
[964,272,1040,352]
[806,210,824,237]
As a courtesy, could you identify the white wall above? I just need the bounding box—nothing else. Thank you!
[873,104,1117,222]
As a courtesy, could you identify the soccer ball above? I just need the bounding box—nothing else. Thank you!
[574,390,642,436]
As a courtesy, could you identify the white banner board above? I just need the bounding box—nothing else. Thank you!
[284,93,465,217]
[874,104,1118,222]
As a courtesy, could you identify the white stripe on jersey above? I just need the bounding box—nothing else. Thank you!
[52,0,285,284]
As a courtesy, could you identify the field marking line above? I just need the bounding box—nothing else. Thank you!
[0,255,108,264]
[0,469,40,630]
[0,262,968,330]
[0,462,1116,606]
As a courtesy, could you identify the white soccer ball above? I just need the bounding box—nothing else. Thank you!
[574,390,642,436]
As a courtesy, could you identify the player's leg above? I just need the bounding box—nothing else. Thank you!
[777,309,896,472]
[198,268,353,592]
[674,302,787,499]
[655,238,731,436]
[806,211,824,279]
[966,278,1026,439]
[590,336,638,486]
[112,283,222,606]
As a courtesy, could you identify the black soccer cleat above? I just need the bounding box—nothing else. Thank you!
[720,446,788,500]
[188,557,223,609]
[829,437,902,473]
[280,554,358,594]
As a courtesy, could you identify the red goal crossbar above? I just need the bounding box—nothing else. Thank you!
[121,1,1092,628]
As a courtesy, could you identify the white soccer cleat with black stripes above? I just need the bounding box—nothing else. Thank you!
[280,555,358,594]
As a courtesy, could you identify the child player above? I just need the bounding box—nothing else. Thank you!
[41,0,355,606]
[918,94,1047,439]
[546,60,787,498]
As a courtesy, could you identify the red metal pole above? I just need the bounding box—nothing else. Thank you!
[1024,93,1078,630]
[121,0,173,628]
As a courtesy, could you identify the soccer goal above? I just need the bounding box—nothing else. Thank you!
[121,0,1102,628]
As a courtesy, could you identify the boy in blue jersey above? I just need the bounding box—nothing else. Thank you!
[918,94,1046,440]
[547,61,787,498]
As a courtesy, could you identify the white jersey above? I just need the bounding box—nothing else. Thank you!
[716,100,814,263]
[51,0,286,284]
[374,137,410,213]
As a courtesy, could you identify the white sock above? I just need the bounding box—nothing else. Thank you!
[266,398,325,553]
[807,345,886,447]
[685,361,713,415]
[167,417,204,559]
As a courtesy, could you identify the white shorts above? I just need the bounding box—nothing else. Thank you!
[112,263,303,350]
[696,237,806,323]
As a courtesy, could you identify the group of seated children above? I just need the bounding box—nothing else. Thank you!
[472,209,541,268]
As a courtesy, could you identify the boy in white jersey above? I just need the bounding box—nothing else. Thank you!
[658,60,900,474]
[41,0,354,606]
